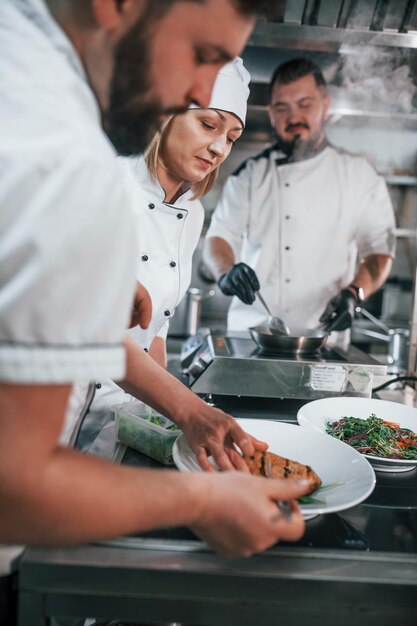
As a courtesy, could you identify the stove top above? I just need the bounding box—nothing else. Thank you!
[182,330,387,400]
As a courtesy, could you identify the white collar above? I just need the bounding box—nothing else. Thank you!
[129,155,195,206]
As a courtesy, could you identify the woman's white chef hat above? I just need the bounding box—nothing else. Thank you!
[191,57,250,126]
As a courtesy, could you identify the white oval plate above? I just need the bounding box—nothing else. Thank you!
[173,419,375,518]
[297,397,417,473]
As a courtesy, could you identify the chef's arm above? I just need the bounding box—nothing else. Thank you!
[202,236,235,281]
[0,382,306,550]
[348,253,393,300]
[148,336,167,369]
[0,383,201,543]
[119,335,267,471]
[202,237,260,304]
[128,281,152,329]
[320,253,393,331]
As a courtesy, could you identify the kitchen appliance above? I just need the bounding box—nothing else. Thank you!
[168,288,214,338]
[356,306,410,373]
[181,329,387,401]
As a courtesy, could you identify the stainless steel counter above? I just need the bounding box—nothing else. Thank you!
[16,380,417,626]
[17,536,417,626]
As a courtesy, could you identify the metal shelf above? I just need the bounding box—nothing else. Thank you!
[384,175,417,185]
[247,103,417,130]
[249,22,417,51]
[394,227,417,238]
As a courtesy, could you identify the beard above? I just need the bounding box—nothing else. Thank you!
[104,13,186,156]
[277,123,327,162]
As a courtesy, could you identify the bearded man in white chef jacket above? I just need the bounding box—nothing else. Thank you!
[203,57,396,348]
[0,0,309,568]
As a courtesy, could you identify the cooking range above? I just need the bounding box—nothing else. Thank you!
[181,329,387,401]
[19,343,417,625]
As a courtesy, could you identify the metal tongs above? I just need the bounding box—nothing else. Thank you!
[265,457,293,521]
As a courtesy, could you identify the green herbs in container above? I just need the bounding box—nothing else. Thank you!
[114,401,181,465]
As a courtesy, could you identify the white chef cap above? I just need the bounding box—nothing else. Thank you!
[191,57,250,126]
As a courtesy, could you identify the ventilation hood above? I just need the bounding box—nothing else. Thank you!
[254,0,417,50]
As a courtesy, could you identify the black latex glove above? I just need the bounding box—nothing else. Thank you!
[319,288,357,331]
[218,262,260,305]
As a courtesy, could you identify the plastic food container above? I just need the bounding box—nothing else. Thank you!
[114,401,181,465]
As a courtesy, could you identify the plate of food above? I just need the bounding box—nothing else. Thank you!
[297,397,417,473]
[172,419,375,519]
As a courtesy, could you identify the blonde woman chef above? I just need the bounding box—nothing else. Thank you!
[89,58,250,422]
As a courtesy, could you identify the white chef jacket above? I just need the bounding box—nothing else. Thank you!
[0,0,139,444]
[206,143,396,336]
[89,155,205,420]
[0,0,138,384]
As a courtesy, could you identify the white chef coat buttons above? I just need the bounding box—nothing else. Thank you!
[170,261,176,267]
[285,215,290,220]
[164,310,171,317]
[285,246,290,251]
[141,255,149,261]
[148,202,155,210]
[285,182,290,187]
[177,213,183,219]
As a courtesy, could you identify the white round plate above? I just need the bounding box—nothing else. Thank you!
[173,419,375,518]
[297,397,417,473]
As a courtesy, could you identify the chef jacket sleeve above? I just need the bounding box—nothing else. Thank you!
[352,159,396,259]
[155,321,169,341]
[205,162,252,260]
[0,154,137,383]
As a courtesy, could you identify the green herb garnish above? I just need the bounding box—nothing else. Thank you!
[298,495,326,505]
[297,482,344,506]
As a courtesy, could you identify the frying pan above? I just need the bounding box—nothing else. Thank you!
[249,324,329,355]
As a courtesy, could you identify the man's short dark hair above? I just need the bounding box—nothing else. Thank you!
[269,58,327,100]
[149,0,280,18]
[51,0,278,25]
[230,0,283,16]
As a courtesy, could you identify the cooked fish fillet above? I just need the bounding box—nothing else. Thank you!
[243,450,322,493]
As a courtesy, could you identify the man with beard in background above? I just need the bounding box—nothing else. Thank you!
[203,57,396,349]
[0,0,308,572]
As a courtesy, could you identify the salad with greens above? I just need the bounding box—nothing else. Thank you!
[326,413,417,460]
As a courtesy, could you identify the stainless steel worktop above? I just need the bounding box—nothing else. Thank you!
[17,382,417,626]
[17,446,417,626]
[17,534,417,626]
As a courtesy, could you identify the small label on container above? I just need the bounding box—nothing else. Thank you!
[310,364,347,391]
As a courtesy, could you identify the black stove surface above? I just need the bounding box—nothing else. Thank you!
[121,445,417,555]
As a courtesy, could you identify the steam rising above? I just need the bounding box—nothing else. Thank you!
[336,46,417,114]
